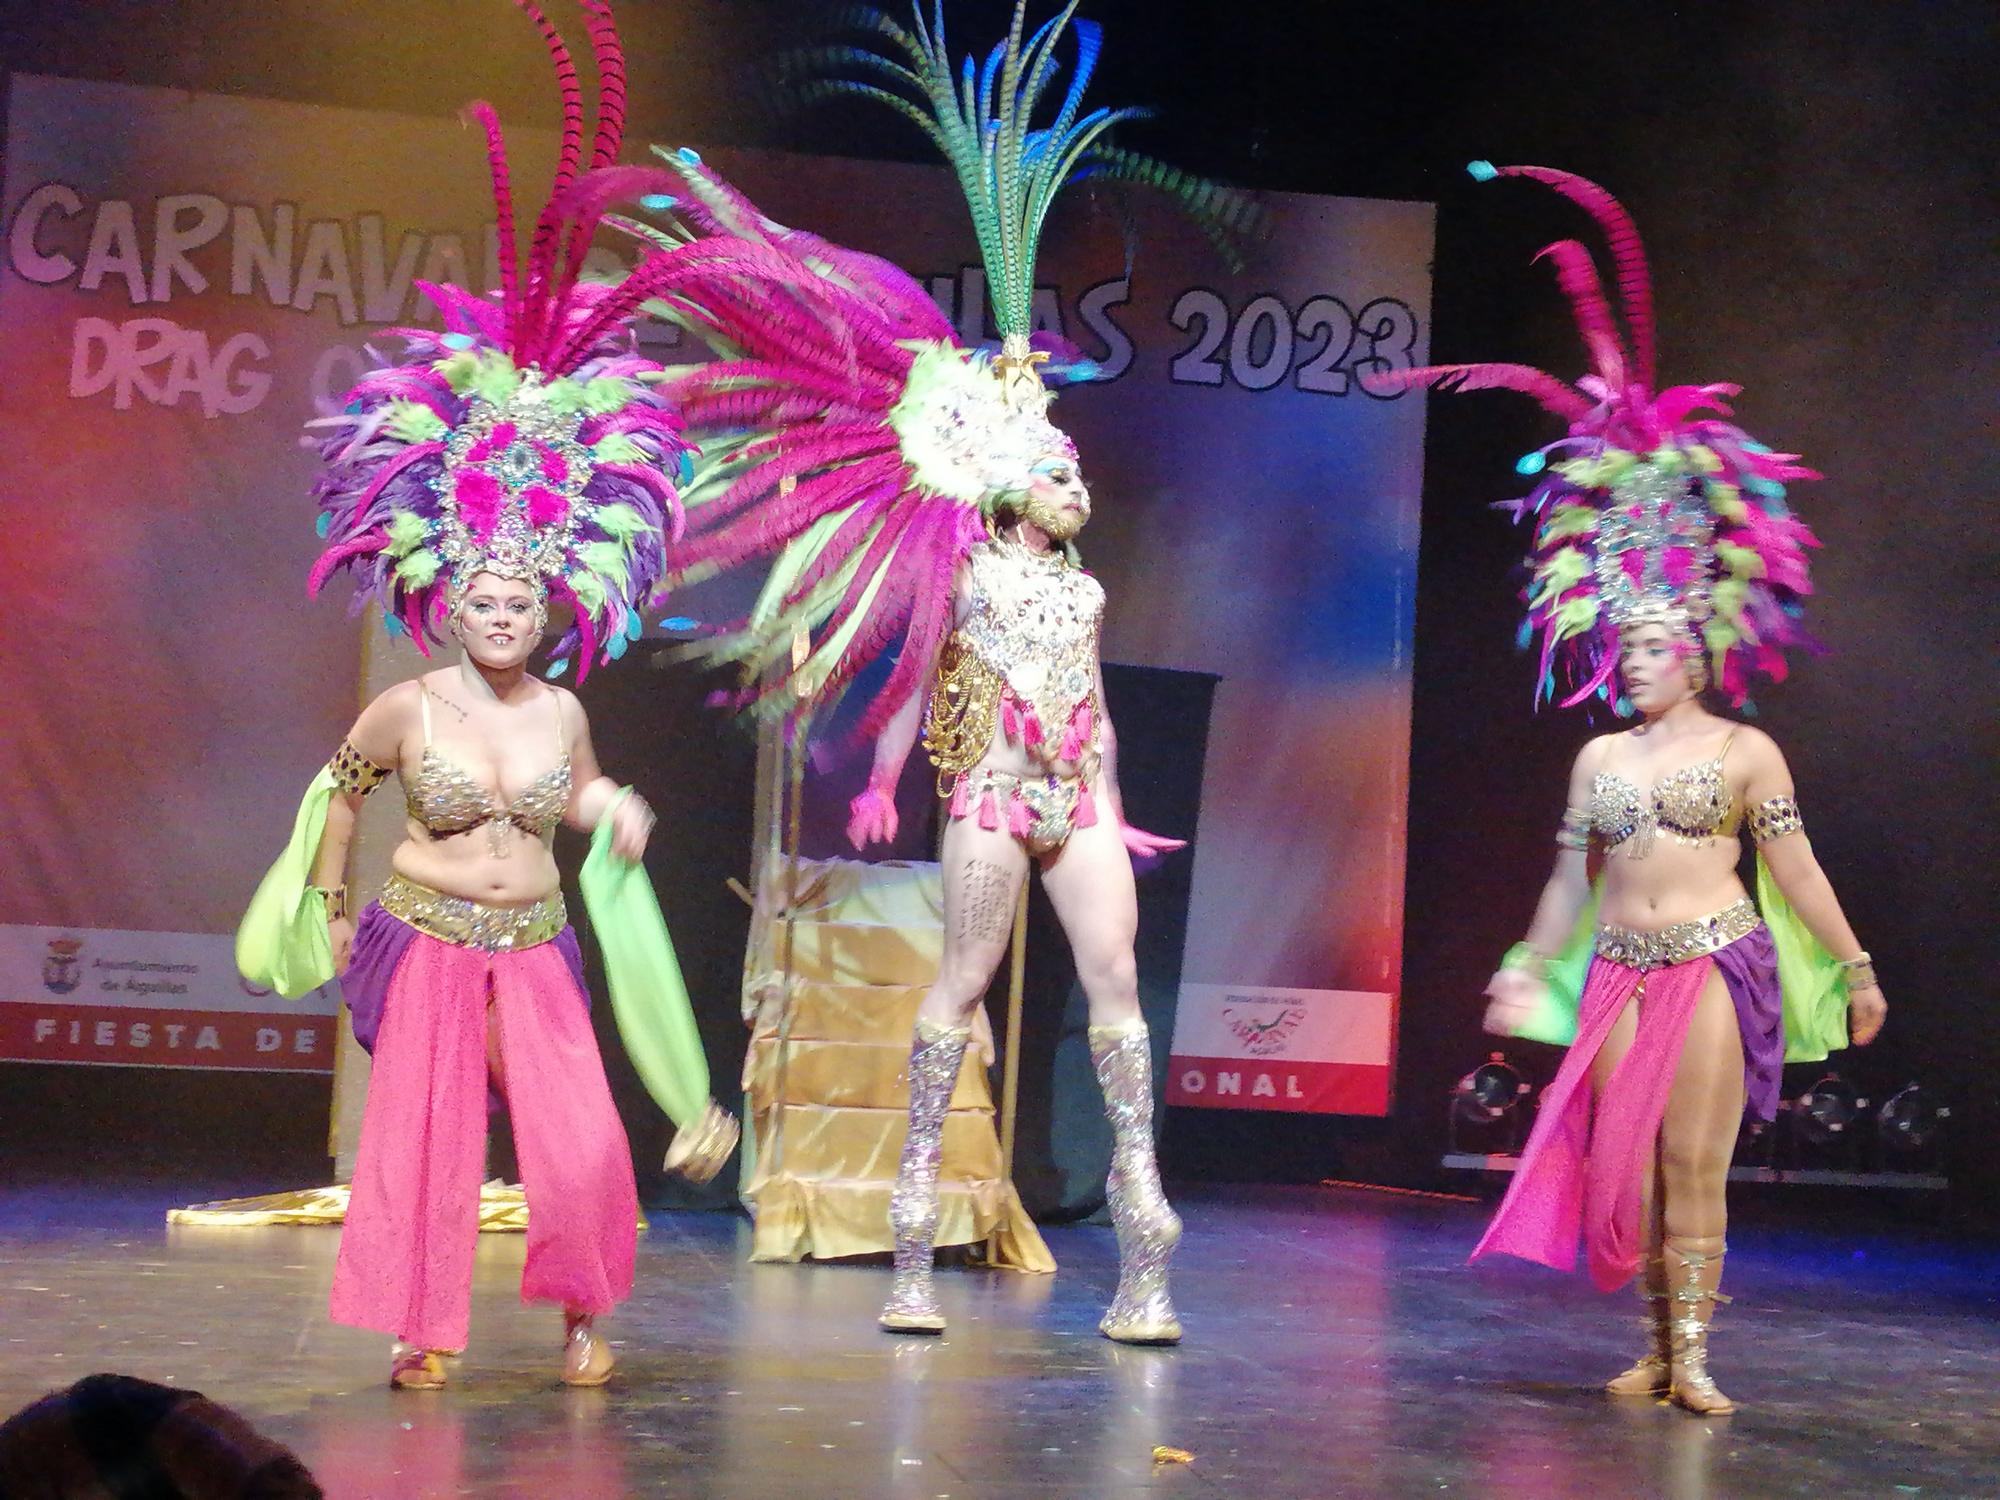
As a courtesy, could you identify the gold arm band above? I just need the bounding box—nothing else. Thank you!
[1748,794,1803,844]
[1555,806,1592,851]
[330,740,392,796]
[311,884,349,922]
[1838,952,1878,991]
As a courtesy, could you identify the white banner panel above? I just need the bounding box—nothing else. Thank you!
[0,924,337,1072]
[1167,983,1394,1115]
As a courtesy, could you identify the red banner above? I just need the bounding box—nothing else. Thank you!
[1166,1057,1391,1115]
[0,924,337,1073]
[0,1002,333,1071]
[1168,984,1396,1117]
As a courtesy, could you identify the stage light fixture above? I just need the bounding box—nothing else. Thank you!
[1447,1051,1535,1158]
[1453,1054,1529,1124]
[1876,1084,1950,1155]
[1792,1073,1867,1149]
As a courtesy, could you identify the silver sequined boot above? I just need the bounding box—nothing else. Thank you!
[1089,1018,1183,1344]
[879,1019,971,1333]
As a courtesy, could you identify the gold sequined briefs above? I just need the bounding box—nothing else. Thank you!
[1594,898,1762,970]
[378,872,566,951]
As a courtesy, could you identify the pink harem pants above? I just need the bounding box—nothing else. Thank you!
[328,926,637,1350]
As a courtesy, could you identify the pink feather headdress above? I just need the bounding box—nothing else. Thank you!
[1395,161,1823,710]
[638,154,1076,734]
[304,0,694,680]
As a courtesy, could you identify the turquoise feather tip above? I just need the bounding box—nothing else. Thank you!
[607,633,629,661]
[440,333,476,351]
[657,616,698,632]
[545,659,570,680]
[626,612,643,641]
[382,614,406,637]
[314,513,331,538]
[1467,160,1499,182]
[1515,451,1547,476]
[675,146,702,165]
[639,194,677,212]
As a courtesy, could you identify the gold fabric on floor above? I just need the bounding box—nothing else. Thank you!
[168,1181,646,1233]
[740,858,1054,1272]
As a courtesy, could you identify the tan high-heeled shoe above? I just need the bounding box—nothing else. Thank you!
[1605,1258,1671,1397]
[389,1343,447,1391]
[562,1312,615,1387]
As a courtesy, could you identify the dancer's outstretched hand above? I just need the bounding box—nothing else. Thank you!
[846,787,898,850]
[1481,968,1543,1038]
[1847,983,1887,1046]
[1119,823,1187,860]
[609,791,656,863]
[329,915,356,975]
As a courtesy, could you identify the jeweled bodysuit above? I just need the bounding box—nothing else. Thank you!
[922,538,1105,854]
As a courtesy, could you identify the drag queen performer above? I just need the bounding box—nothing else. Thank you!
[638,4,1248,1343]
[236,0,735,1390]
[1400,162,1887,1413]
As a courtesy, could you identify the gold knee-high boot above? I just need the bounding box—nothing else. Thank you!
[1089,1019,1182,1345]
[1605,1257,1672,1396]
[1664,1235,1737,1414]
[879,1020,971,1333]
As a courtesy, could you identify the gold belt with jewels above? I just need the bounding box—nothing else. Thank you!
[1594,898,1761,971]
[379,872,566,952]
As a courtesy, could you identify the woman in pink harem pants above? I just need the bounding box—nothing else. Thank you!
[311,571,657,1389]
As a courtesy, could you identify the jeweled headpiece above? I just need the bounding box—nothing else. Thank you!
[635,4,1249,729]
[890,342,1078,507]
[305,1,692,680]
[1395,161,1822,709]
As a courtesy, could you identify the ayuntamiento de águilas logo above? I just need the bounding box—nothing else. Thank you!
[43,937,84,995]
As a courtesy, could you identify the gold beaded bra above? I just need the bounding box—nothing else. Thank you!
[404,686,571,853]
[1589,734,1738,859]
[924,539,1104,780]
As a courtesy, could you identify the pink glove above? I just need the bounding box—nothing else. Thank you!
[1119,822,1187,860]
[846,784,899,850]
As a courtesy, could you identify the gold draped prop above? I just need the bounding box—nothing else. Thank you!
[739,857,1054,1272]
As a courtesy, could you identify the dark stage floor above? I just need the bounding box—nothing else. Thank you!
[1,1181,1995,1499]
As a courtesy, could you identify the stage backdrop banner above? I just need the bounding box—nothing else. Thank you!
[0,924,338,1072]
[1166,984,1394,1115]
[0,73,1430,1111]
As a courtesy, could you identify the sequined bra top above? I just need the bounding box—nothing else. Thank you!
[1588,734,1739,859]
[924,539,1105,778]
[403,686,571,842]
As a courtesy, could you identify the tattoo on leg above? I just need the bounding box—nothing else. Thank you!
[958,859,1015,945]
